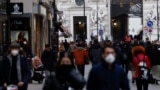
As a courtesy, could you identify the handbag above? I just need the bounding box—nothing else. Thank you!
[68,69,86,89]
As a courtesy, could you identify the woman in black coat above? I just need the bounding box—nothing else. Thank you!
[43,52,86,90]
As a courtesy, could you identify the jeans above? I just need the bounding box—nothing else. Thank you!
[136,79,149,90]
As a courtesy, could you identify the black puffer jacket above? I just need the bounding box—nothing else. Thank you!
[41,50,57,71]
[43,69,86,90]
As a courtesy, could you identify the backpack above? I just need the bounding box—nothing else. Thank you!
[137,56,150,80]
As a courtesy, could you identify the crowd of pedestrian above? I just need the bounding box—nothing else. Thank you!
[0,33,160,90]
[54,38,160,90]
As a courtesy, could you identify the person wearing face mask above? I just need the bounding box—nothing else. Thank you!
[1,43,31,90]
[21,40,33,57]
[87,45,130,90]
[43,53,85,90]
[41,44,57,77]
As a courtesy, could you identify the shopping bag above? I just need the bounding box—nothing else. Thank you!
[7,85,18,90]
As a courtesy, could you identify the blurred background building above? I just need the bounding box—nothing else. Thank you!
[0,0,159,56]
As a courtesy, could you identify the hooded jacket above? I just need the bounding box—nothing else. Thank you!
[73,47,88,65]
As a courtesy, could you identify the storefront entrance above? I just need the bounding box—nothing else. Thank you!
[73,16,87,41]
[111,0,142,41]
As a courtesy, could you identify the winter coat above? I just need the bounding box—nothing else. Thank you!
[2,54,31,90]
[41,50,56,71]
[133,54,151,79]
[73,47,88,65]
[89,44,102,65]
[21,45,33,59]
[146,45,160,66]
[0,60,3,86]
[43,69,85,90]
[114,46,123,65]
[87,62,130,90]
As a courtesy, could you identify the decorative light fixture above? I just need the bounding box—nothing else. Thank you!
[79,21,82,25]
[112,19,117,26]
[113,22,117,26]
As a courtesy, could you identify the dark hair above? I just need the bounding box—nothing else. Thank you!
[45,44,50,48]
[56,52,75,68]
[10,43,20,49]
[101,45,115,54]
[94,39,98,44]
[18,32,25,39]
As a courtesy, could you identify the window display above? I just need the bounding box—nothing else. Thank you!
[10,31,28,42]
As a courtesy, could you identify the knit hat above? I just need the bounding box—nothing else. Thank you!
[10,43,20,48]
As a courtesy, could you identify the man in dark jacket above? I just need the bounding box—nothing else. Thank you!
[2,43,31,90]
[63,39,70,52]
[89,39,102,66]
[87,46,130,90]
[41,44,56,76]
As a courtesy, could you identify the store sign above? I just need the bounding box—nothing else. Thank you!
[10,17,30,30]
[10,3,23,15]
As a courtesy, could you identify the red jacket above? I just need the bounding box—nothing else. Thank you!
[73,47,88,65]
[125,35,131,42]
[133,54,151,79]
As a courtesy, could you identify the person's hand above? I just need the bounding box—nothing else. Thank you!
[17,82,24,87]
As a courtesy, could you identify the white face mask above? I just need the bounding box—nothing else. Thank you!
[105,54,115,64]
[11,50,19,56]
[23,41,27,45]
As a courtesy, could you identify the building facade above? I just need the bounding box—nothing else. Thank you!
[57,0,160,41]
[0,0,53,56]
[0,0,160,56]
[57,0,111,42]
[143,0,160,41]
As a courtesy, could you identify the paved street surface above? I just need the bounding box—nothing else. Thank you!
[28,64,160,90]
